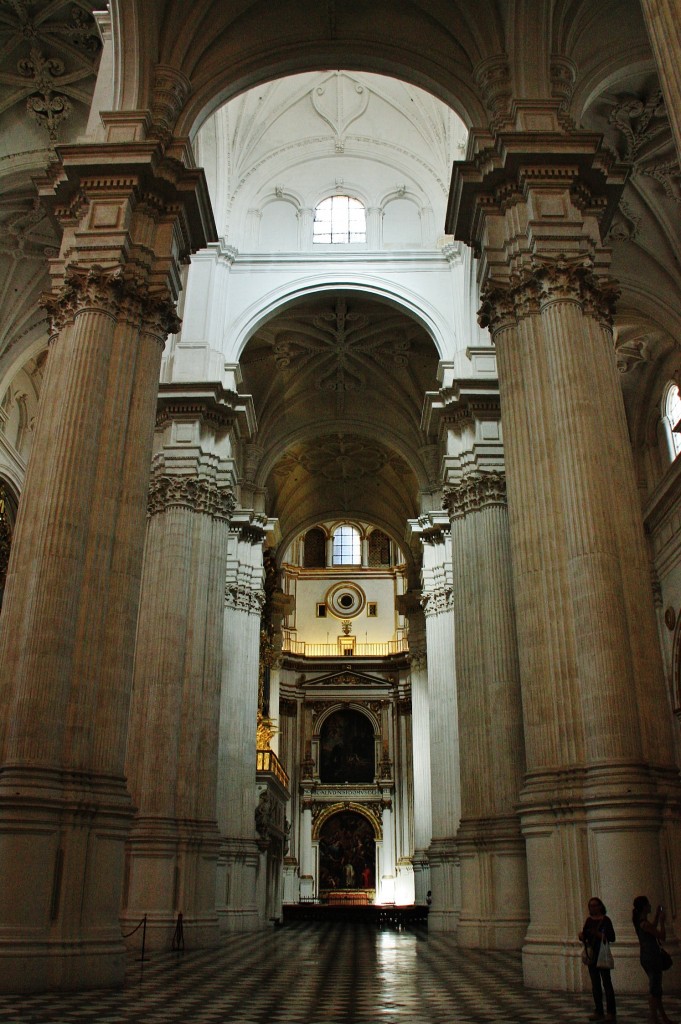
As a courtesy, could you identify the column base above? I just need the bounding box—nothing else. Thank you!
[0,765,133,993]
[216,837,261,934]
[456,815,528,949]
[0,939,126,994]
[412,851,431,905]
[122,816,221,951]
[427,837,460,932]
[520,763,681,991]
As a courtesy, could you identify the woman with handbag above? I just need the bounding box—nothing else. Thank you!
[633,895,675,1024]
[579,897,617,1021]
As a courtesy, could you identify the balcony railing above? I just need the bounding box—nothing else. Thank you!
[256,748,290,789]
[281,636,409,658]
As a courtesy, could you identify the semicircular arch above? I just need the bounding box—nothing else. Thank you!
[231,276,451,362]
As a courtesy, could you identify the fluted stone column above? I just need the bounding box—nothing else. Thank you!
[122,386,246,950]
[449,126,681,990]
[444,459,528,947]
[640,0,681,162]
[215,514,267,932]
[0,145,213,992]
[415,514,461,931]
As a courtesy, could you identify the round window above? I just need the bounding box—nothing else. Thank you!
[326,582,366,618]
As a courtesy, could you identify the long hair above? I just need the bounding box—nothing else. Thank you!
[589,897,607,915]
[632,895,648,929]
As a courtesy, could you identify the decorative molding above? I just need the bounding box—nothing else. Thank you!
[478,255,620,333]
[606,199,642,243]
[149,65,192,144]
[550,56,577,129]
[607,90,680,203]
[443,471,506,518]
[0,197,54,262]
[147,472,236,519]
[421,587,454,617]
[41,265,182,339]
[0,1,101,145]
[273,433,410,483]
[225,584,266,614]
[473,55,512,131]
[608,90,668,164]
[615,334,650,373]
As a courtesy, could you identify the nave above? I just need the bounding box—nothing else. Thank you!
[5,921,681,1024]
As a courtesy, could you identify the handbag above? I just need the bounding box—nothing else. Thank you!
[597,938,614,970]
[658,945,673,971]
[581,942,594,966]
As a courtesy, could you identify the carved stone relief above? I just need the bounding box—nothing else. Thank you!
[0,1,101,144]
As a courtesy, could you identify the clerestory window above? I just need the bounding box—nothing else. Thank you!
[313,195,366,244]
[332,524,361,565]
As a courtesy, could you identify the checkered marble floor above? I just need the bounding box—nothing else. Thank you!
[4,921,680,1024]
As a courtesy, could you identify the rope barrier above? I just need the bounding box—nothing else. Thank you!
[122,914,149,962]
[171,912,184,952]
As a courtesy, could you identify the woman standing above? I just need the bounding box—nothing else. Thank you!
[579,896,617,1021]
[633,895,675,1024]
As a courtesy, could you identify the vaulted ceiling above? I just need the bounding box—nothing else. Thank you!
[239,291,440,551]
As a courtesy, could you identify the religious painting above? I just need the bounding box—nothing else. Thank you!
[319,708,375,783]
[318,810,375,891]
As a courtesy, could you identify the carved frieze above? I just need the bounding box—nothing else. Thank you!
[607,90,680,204]
[147,472,236,519]
[2,1,101,144]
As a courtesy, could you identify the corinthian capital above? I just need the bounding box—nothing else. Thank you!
[478,281,516,333]
[41,264,182,342]
[531,253,620,325]
[443,471,506,519]
[147,472,235,518]
[41,264,124,333]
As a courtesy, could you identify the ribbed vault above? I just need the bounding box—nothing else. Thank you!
[238,291,439,548]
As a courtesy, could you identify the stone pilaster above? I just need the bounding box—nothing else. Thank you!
[412,514,461,931]
[406,610,432,904]
[215,513,267,932]
[122,385,247,951]
[0,145,214,993]
[449,127,681,991]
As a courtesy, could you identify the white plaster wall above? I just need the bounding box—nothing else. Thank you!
[291,575,399,644]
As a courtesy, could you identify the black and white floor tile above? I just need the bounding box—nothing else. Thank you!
[3,922,678,1024]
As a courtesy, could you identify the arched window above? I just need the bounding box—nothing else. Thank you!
[332,524,360,565]
[304,527,326,567]
[313,196,366,244]
[663,382,681,461]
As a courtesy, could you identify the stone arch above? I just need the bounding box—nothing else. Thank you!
[232,277,450,362]
[312,801,382,842]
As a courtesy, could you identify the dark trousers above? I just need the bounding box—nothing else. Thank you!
[588,964,616,1016]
